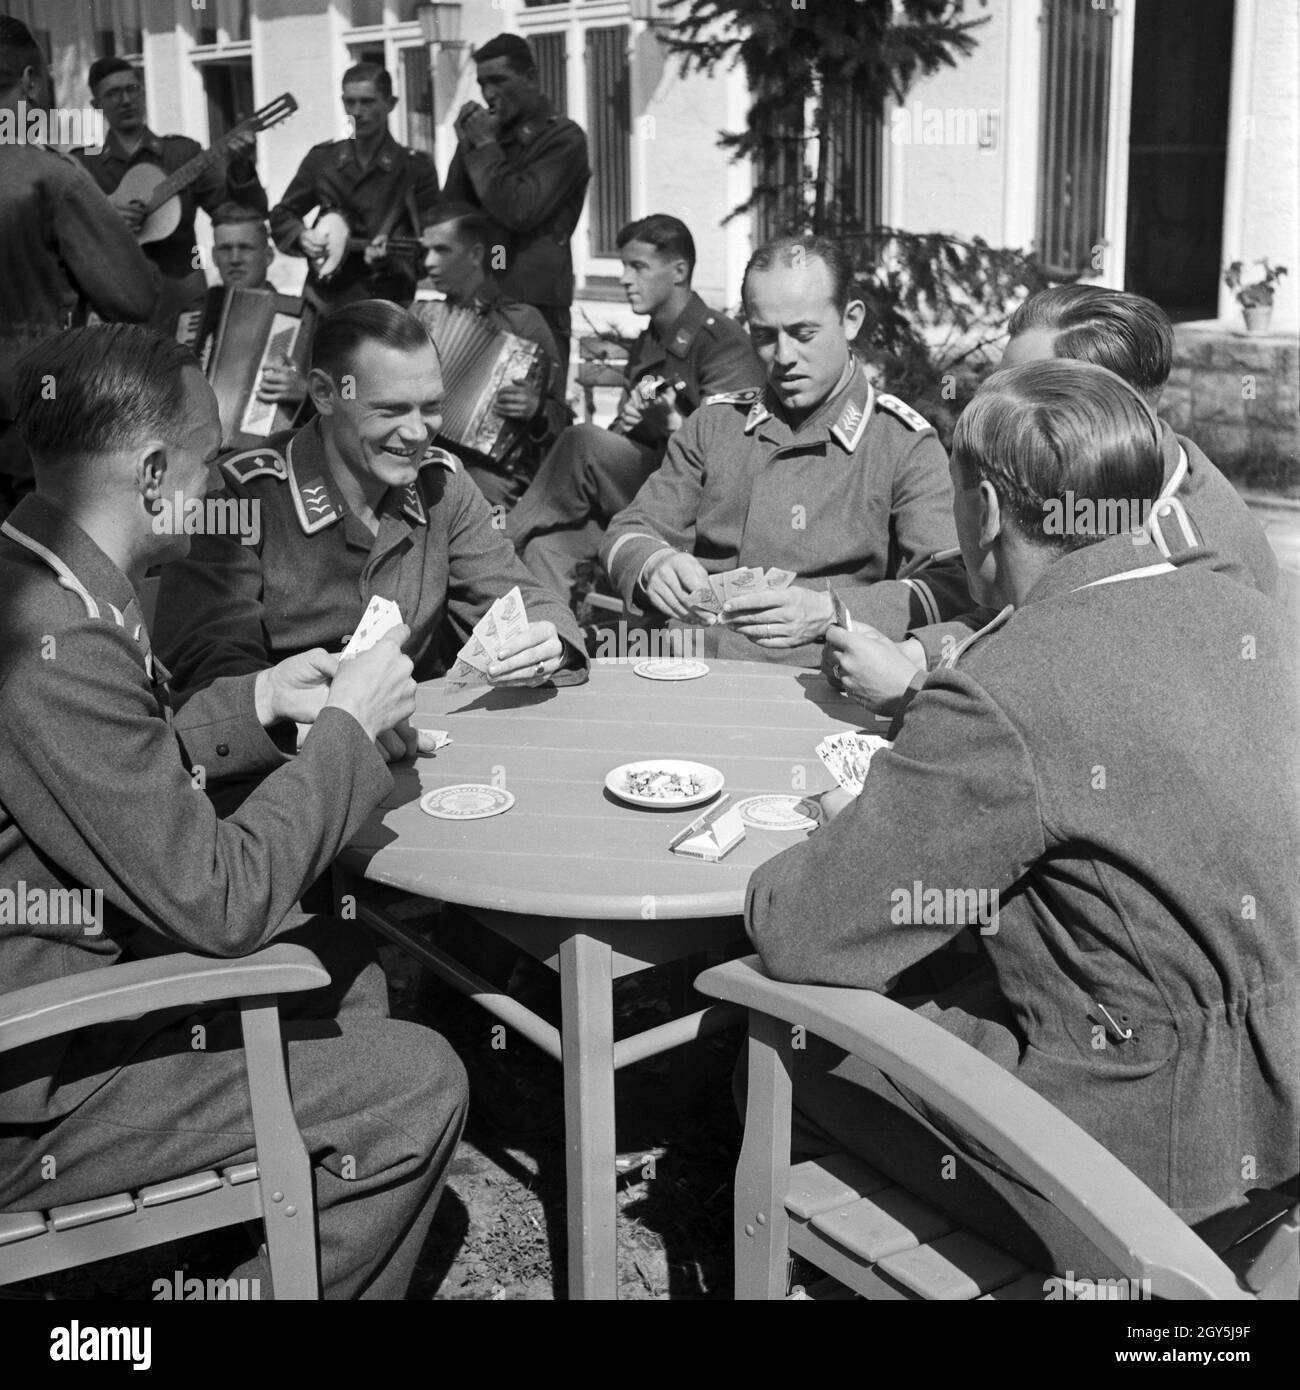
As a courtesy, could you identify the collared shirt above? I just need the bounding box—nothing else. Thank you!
[442,95,590,309]
[269,131,441,305]
[152,419,588,690]
[0,143,156,418]
[75,127,267,281]
[601,361,971,664]
[0,494,391,1124]
[618,291,765,454]
[747,529,1300,1223]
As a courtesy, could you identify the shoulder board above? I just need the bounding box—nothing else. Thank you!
[220,448,288,486]
[704,388,761,406]
[422,445,459,473]
[876,393,932,432]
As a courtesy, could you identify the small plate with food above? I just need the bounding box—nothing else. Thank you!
[605,760,724,810]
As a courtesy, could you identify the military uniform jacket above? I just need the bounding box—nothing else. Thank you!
[0,496,392,1125]
[270,132,441,304]
[618,291,766,456]
[442,97,590,309]
[601,363,972,665]
[0,143,157,417]
[907,418,1283,667]
[75,128,267,282]
[152,420,588,691]
[748,534,1300,1223]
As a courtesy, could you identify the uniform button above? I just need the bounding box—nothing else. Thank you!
[216,743,230,757]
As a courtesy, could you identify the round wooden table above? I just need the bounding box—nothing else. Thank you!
[340,657,883,1299]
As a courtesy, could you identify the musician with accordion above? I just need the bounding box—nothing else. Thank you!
[74,57,267,339]
[413,204,570,511]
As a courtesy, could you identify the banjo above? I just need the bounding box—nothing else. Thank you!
[309,209,424,282]
[109,93,297,245]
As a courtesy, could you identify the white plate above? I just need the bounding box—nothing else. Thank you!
[633,659,709,681]
[420,784,515,820]
[605,760,724,809]
[735,795,822,831]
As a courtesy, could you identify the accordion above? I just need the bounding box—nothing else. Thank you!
[203,287,315,448]
[418,302,547,465]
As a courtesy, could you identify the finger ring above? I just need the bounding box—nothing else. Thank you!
[833,664,842,680]
[536,661,546,676]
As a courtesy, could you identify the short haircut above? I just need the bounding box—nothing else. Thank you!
[13,326,197,470]
[617,215,696,282]
[211,202,270,235]
[425,201,498,254]
[342,62,392,99]
[0,16,44,92]
[310,299,435,385]
[472,33,536,74]
[1008,284,1174,405]
[87,55,134,95]
[951,359,1164,553]
[742,235,856,314]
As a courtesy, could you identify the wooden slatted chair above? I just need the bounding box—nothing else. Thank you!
[0,944,328,1299]
[697,956,1299,1301]
[576,334,631,424]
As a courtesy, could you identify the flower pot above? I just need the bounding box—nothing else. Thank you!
[1242,304,1273,333]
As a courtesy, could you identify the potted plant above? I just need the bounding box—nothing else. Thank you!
[1223,258,1289,333]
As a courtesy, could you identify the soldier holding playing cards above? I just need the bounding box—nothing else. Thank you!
[601,235,972,666]
[154,300,586,702]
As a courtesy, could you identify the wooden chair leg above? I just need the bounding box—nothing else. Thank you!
[735,1011,793,1299]
[239,997,319,1299]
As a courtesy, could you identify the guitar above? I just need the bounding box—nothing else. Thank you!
[309,209,424,282]
[109,93,297,245]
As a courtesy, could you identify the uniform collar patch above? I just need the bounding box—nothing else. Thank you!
[400,483,427,525]
[829,371,874,452]
[421,445,460,473]
[743,398,773,434]
[286,432,346,535]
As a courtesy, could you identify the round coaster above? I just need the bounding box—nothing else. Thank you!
[735,795,823,831]
[420,784,515,820]
[633,658,709,681]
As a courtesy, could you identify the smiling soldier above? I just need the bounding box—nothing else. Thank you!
[153,299,587,711]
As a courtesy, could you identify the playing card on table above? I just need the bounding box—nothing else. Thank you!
[764,567,796,590]
[722,566,765,603]
[829,588,853,632]
[340,595,403,659]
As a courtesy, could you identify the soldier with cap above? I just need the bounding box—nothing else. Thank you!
[270,63,440,312]
[442,33,591,382]
[153,300,587,702]
[0,324,468,1299]
[601,234,972,665]
[508,214,764,603]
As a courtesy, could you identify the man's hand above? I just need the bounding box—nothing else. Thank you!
[362,233,391,268]
[255,648,338,727]
[495,379,541,420]
[119,199,147,234]
[323,627,417,743]
[641,549,710,621]
[487,620,566,687]
[256,355,306,404]
[823,624,925,714]
[722,585,833,648]
[455,101,497,149]
[616,380,683,437]
[298,227,328,265]
[819,787,856,822]
[375,718,419,763]
[226,129,257,159]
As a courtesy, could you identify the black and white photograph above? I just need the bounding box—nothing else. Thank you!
[0,0,1296,1350]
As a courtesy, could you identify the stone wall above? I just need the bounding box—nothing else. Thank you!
[1162,325,1300,494]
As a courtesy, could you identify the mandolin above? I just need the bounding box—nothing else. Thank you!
[309,210,424,282]
[109,93,297,245]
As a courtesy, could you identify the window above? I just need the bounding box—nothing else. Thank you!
[87,0,143,61]
[350,0,385,26]
[532,31,568,114]
[189,0,251,49]
[751,85,806,243]
[585,25,631,257]
[826,87,883,236]
[1037,0,1114,276]
[202,60,255,142]
[400,46,435,154]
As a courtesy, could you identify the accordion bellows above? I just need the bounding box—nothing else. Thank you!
[416,301,547,465]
